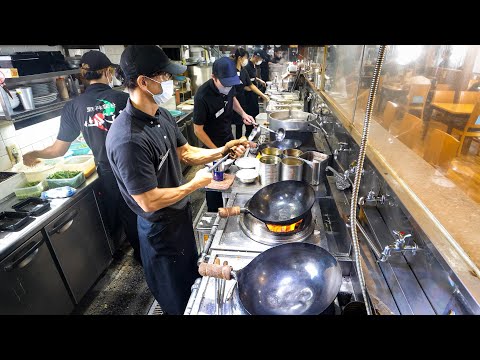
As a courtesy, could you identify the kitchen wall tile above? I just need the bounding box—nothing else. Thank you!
[20,146,33,156]
[3,138,18,147]
[0,155,12,171]
[32,140,47,151]
[0,123,16,140]
[0,139,6,157]
[43,138,55,148]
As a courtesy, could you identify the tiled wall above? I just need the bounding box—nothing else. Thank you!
[0,117,60,171]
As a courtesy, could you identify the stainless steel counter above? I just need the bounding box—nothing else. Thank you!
[0,172,99,261]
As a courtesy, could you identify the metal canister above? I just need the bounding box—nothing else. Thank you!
[260,147,282,157]
[258,155,281,185]
[281,157,303,181]
[282,148,303,158]
[300,151,329,186]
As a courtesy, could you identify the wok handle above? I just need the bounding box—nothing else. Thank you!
[198,263,232,280]
[218,206,243,218]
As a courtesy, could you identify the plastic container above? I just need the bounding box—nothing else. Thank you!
[61,155,96,178]
[69,141,91,156]
[14,180,48,199]
[46,171,85,189]
[12,162,56,182]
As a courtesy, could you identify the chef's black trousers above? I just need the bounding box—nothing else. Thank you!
[96,164,141,263]
[137,203,199,315]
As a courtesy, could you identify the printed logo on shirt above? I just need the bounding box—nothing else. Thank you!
[84,99,118,131]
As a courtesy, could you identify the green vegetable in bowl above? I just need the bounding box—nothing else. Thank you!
[26,181,40,187]
[47,171,82,179]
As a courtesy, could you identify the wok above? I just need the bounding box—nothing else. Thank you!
[258,139,303,152]
[199,242,342,315]
[218,180,315,225]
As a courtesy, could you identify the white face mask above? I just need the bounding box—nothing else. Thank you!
[219,85,232,95]
[242,58,248,67]
[145,77,174,105]
[256,60,263,66]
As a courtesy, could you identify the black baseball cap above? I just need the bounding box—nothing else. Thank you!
[253,49,267,60]
[212,57,241,87]
[120,45,187,81]
[81,50,117,71]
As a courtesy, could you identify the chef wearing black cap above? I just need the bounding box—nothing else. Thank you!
[23,50,141,264]
[106,46,248,314]
[244,50,270,121]
[193,56,255,212]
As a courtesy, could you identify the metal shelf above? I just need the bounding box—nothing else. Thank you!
[0,98,71,123]
[5,69,80,86]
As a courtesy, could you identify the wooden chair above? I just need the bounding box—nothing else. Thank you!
[432,90,455,103]
[356,89,370,112]
[451,102,480,155]
[381,101,399,130]
[390,113,424,151]
[435,83,451,91]
[423,129,460,170]
[458,91,480,104]
[398,83,431,120]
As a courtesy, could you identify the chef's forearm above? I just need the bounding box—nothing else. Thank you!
[132,180,205,213]
[180,144,225,166]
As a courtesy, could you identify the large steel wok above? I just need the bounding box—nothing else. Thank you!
[199,242,342,315]
[218,180,315,225]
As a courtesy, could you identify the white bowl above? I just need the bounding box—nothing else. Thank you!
[236,169,258,183]
[235,157,258,169]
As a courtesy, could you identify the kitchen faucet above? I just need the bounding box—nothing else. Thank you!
[379,230,418,262]
[333,142,352,160]
[326,166,351,190]
[358,190,389,206]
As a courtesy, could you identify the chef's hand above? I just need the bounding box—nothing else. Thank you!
[193,167,213,188]
[241,113,255,126]
[262,94,270,102]
[222,136,250,158]
[23,152,41,167]
[248,141,257,149]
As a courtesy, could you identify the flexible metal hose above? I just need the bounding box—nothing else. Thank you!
[350,45,387,315]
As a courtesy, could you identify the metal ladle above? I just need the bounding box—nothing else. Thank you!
[243,127,260,158]
[251,121,286,142]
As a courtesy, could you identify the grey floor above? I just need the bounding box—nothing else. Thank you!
[74,164,205,315]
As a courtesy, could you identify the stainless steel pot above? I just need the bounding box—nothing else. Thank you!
[281,157,303,181]
[268,110,318,132]
[187,64,212,95]
[300,151,329,186]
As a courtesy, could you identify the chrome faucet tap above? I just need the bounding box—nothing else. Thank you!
[379,230,418,262]
[358,190,388,206]
[326,166,351,190]
[333,142,352,160]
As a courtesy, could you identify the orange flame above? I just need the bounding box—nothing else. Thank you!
[266,219,304,233]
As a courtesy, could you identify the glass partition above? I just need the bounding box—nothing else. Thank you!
[351,45,480,205]
[324,45,364,122]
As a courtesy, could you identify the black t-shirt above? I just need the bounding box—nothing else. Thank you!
[234,67,252,108]
[106,99,188,222]
[57,83,129,168]
[245,60,257,81]
[193,79,236,147]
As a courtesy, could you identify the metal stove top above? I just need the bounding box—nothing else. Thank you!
[187,249,355,315]
[210,192,328,253]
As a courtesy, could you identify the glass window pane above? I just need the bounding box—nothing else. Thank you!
[324,45,364,122]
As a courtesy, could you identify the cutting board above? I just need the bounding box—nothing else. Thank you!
[205,173,235,190]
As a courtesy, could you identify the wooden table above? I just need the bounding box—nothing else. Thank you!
[430,102,475,132]
[377,83,408,113]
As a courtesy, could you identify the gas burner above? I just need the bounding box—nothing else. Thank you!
[239,207,315,246]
